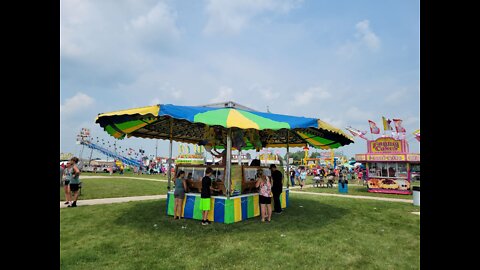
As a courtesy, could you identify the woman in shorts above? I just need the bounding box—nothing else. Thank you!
[173,170,187,220]
[62,161,73,205]
[255,169,272,222]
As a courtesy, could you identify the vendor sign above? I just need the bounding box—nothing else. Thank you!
[369,137,404,153]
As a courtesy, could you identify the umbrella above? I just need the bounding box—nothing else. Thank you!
[95,102,354,197]
[95,103,354,150]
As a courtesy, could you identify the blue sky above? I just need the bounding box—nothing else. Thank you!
[60,0,420,160]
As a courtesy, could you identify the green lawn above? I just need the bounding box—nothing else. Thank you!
[60,194,420,270]
[80,171,169,179]
[60,177,169,201]
[297,185,414,200]
[291,176,419,200]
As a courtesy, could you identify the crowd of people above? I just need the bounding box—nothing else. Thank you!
[287,165,367,188]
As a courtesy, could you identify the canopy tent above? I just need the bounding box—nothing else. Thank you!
[95,103,353,149]
[95,101,354,197]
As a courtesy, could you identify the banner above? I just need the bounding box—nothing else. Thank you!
[368,120,380,134]
[382,117,393,131]
[346,126,368,140]
[393,119,406,133]
[412,129,420,142]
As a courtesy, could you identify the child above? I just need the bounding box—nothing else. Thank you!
[201,167,219,225]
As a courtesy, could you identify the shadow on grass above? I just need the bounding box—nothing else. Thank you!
[114,196,349,236]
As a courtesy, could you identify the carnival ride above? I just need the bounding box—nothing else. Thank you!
[79,140,142,167]
[95,101,354,223]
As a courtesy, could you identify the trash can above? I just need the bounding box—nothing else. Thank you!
[338,180,348,193]
[413,186,420,206]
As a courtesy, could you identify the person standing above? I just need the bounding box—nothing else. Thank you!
[270,164,283,214]
[173,170,187,220]
[62,162,73,205]
[255,168,272,222]
[289,169,295,187]
[200,167,219,225]
[299,167,307,190]
[67,157,81,207]
[295,167,301,186]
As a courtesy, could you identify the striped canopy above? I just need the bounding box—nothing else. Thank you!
[95,103,354,150]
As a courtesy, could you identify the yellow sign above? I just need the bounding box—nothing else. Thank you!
[370,137,403,153]
[407,154,420,162]
[366,154,406,161]
[355,154,365,161]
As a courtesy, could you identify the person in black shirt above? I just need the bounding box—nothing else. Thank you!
[201,167,218,225]
[270,164,283,214]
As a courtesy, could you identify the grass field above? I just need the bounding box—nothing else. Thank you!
[60,193,420,270]
[60,177,169,201]
[297,185,414,200]
[61,174,420,201]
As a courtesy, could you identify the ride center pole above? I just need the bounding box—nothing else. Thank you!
[286,130,290,188]
[226,129,232,199]
[167,119,173,192]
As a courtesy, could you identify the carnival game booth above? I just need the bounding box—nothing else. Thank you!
[95,101,353,224]
[355,137,420,195]
[167,164,290,223]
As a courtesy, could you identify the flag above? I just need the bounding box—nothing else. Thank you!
[382,116,393,131]
[368,120,380,134]
[346,126,368,140]
[413,129,420,142]
[393,119,406,133]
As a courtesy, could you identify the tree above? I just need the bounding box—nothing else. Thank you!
[283,151,305,163]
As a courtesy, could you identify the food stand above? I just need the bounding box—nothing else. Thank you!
[166,164,289,223]
[355,137,420,195]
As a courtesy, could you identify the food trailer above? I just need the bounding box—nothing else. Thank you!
[355,137,420,195]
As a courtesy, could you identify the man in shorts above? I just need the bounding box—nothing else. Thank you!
[201,167,219,225]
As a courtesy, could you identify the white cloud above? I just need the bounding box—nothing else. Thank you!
[385,89,407,104]
[60,92,95,116]
[293,86,331,106]
[127,1,180,39]
[150,98,161,105]
[249,84,279,101]
[355,20,381,51]
[336,41,358,59]
[209,86,234,103]
[203,0,302,35]
[171,89,183,99]
[345,107,374,122]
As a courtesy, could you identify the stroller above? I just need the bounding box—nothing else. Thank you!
[326,175,335,188]
[313,175,325,188]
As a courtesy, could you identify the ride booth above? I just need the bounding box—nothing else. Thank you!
[166,164,289,224]
[355,137,420,195]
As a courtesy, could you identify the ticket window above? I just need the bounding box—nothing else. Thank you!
[370,163,407,179]
[397,163,408,178]
[242,167,271,182]
[212,168,225,182]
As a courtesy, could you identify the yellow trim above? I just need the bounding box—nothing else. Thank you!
[253,195,259,216]
[96,105,160,121]
[227,109,260,129]
[121,119,156,134]
[208,198,214,221]
[265,143,306,148]
[234,198,242,222]
[317,119,353,140]
[296,132,332,149]
[281,192,286,208]
[181,196,186,217]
